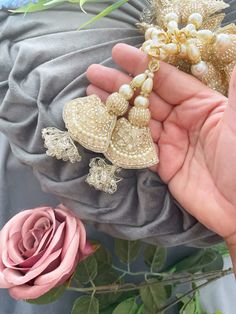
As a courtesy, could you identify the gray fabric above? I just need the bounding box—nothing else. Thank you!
[1,0,235,248]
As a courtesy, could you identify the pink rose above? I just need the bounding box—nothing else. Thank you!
[0,205,93,300]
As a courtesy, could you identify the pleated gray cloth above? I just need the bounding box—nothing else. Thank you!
[1,0,236,251]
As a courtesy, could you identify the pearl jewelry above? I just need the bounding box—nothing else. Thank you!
[164,43,179,55]
[197,30,214,43]
[215,34,232,51]
[188,13,203,29]
[134,96,150,108]
[179,44,187,57]
[145,27,157,41]
[119,84,134,100]
[187,44,201,63]
[191,61,208,78]
[159,49,168,61]
[185,23,196,33]
[142,78,154,94]
[132,74,147,88]
[164,12,179,24]
[167,21,179,32]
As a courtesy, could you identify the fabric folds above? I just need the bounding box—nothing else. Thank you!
[0,0,235,247]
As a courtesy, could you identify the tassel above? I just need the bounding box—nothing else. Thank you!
[86,158,122,194]
[42,127,81,163]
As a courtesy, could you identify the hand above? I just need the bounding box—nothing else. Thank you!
[86,43,236,268]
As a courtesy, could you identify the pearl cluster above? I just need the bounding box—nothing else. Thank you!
[116,69,155,128]
[142,11,233,81]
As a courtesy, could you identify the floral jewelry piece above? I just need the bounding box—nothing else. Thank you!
[42,0,236,194]
[140,0,236,95]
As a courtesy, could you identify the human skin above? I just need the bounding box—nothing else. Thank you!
[86,43,236,271]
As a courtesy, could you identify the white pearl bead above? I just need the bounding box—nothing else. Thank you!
[179,44,187,57]
[185,23,196,33]
[167,21,178,32]
[164,43,178,55]
[164,12,179,24]
[197,30,214,43]
[188,13,203,29]
[119,84,134,100]
[132,74,147,88]
[215,34,232,51]
[148,72,154,79]
[134,96,150,108]
[145,27,157,41]
[151,28,163,39]
[187,44,201,63]
[142,40,153,49]
[142,78,154,94]
[191,61,208,78]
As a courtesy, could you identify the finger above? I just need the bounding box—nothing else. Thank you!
[87,64,172,122]
[86,84,109,102]
[225,66,236,131]
[112,43,212,105]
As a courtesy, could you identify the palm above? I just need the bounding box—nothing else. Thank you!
[86,43,236,247]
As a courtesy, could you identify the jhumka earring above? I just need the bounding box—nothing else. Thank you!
[42,0,236,194]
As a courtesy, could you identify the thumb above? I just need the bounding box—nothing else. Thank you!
[225,66,236,130]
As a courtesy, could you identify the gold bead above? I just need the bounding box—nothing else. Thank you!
[106,93,129,116]
[128,107,151,127]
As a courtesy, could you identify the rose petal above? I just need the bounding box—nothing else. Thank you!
[0,211,33,274]
[0,271,13,288]
[3,249,62,285]
[9,281,62,300]
[80,242,95,260]
[77,220,86,251]
[7,232,24,265]
[34,225,79,286]
[54,208,77,260]
[21,208,54,246]
[31,222,65,270]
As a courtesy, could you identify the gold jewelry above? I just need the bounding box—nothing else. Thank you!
[42,0,236,194]
[139,0,236,96]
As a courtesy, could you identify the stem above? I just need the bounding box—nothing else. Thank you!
[67,268,233,295]
[112,265,165,277]
[157,278,216,313]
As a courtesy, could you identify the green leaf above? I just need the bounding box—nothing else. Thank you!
[114,239,141,265]
[78,0,129,29]
[93,245,112,274]
[10,0,57,13]
[213,243,229,257]
[144,244,167,272]
[180,298,196,314]
[74,255,97,284]
[140,279,168,313]
[94,269,123,309]
[136,304,144,314]
[112,297,139,314]
[71,296,99,314]
[202,251,224,272]
[26,285,66,304]
[173,249,220,273]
